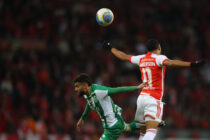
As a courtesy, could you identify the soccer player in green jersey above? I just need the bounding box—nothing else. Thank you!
[74,73,147,140]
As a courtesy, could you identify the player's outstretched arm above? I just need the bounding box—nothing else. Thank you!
[77,104,91,131]
[111,48,131,61]
[163,59,205,67]
[108,82,148,96]
[103,41,131,61]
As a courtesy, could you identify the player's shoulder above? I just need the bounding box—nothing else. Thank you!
[92,84,107,88]
[92,84,109,91]
[153,54,168,67]
[159,54,167,57]
[151,54,168,60]
[151,54,166,57]
[131,54,146,59]
[136,54,146,57]
[92,84,109,97]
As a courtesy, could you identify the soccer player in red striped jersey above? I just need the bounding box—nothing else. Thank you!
[103,39,205,140]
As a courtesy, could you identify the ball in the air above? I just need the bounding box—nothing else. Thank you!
[96,8,114,27]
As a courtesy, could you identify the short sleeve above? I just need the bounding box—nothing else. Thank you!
[95,90,108,99]
[156,55,168,67]
[130,55,145,65]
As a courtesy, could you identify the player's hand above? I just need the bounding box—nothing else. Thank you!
[137,82,148,89]
[76,118,84,132]
[102,41,112,51]
[190,59,205,67]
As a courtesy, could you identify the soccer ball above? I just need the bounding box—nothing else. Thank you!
[96,8,114,27]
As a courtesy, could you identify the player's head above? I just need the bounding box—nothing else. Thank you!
[73,73,92,97]
[146,39,161,54]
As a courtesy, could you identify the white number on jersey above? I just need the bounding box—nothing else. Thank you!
[142,67,152,88]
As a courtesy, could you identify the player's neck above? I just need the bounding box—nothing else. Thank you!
[150,50,159,55]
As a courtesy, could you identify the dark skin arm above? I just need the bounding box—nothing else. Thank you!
[111,48,131,61]
[111,48,191,67]
[163,59,191,67]
[103,41,205,67]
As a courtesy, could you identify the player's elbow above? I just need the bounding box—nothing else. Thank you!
[123,56,130,61]
[164,63,173,67]
[123,54,132,61]
[117,54,130,61]
[163,60,174,67]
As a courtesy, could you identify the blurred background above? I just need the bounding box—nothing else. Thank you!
[0,0,210,139]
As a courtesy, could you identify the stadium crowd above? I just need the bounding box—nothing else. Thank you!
[0,0,210,139]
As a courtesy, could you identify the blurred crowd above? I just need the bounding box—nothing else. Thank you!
[0,0,210,139]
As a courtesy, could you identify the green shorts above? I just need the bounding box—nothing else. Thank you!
[100,116,126,140]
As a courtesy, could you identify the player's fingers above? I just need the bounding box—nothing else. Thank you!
[143,82,148,86]
[76,126,81,132]
[138,82,147,89]
[124,124,130,132]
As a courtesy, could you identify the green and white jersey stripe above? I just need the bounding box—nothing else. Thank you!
[84,84,122,127]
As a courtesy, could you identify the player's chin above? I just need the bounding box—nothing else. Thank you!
[78,91,85,97]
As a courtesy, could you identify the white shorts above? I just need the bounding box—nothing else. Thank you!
[134,93,164,124]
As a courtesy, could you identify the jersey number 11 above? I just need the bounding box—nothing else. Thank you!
[142,67,152,88]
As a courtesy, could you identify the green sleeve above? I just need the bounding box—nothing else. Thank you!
[81,104,91,120]
[108,86,138,96]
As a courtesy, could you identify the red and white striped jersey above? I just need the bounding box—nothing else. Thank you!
[130,52,168,101]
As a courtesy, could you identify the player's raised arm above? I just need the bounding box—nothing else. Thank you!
[108,82,148,96]
[163,59,205,67]
[103,41,131,61]
[111,48,131,61]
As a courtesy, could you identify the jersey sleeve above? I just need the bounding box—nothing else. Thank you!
[108,86,138,96]
[156,55,168,67]
[81,104,91,120]
[130,55,144,65]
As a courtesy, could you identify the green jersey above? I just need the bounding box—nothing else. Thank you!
[81,84,138,128]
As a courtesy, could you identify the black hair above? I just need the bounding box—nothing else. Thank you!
[73,73,92,86]
[146,39,160,51]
